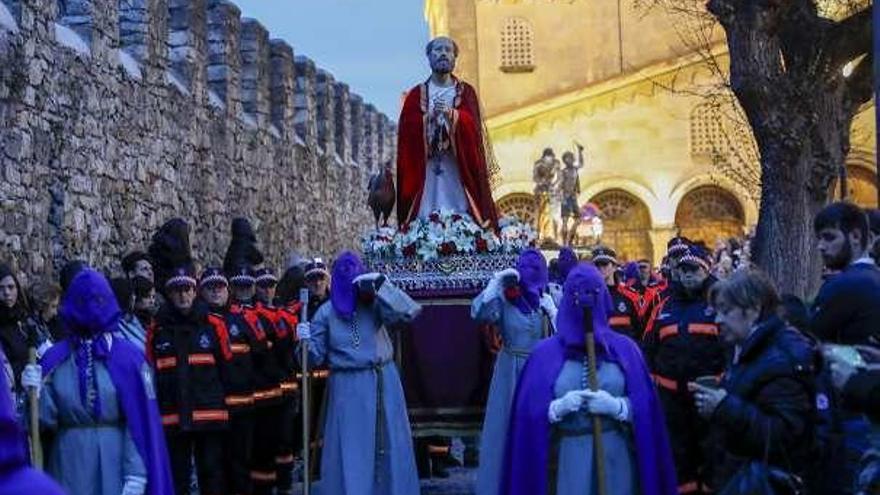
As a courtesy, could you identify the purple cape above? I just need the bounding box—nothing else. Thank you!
[0,347,66,495]
[42,270,173,495]
[500,264,677,495]
[513,249,548,315]
[330,251,365,319]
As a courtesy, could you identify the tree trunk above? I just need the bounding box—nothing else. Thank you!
[707,0,868,299]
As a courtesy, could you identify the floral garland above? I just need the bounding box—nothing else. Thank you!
[361,209,537,262]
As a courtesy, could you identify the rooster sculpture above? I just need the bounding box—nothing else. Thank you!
[367,162,396,230]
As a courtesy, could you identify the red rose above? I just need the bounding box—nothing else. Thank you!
[429,212,441,223]
[452,214,462,222]
[400,224,410,234]
[476,237,488,253]
[504,285,521,301]
[403,244,416,257]
[439,241,456,255]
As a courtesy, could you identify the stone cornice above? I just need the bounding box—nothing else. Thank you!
[487,42,730,140]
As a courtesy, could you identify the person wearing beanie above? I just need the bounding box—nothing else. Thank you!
[642,245,723,494]
[146,264,233,495]
[198,266,272,495]
[591,247,643,340]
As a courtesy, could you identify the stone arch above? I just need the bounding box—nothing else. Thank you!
[831,151,877,208]
[500,17,534,73]
[674,185,745,246]
[588,189,653,263]
[670,174,758,226]
[496,192,537,228]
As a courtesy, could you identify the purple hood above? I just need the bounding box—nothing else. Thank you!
[330,251,365,319]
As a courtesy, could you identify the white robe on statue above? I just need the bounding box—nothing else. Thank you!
[418,80,469,219]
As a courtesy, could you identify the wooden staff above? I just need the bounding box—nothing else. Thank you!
[583,307,607,495]
[24,323,43,469]
[299,288,311,495]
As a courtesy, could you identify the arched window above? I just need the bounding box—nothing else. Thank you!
[589,189,653,263]
[500,17,534,73]
[496,192,537,229]
[675,185,745,245]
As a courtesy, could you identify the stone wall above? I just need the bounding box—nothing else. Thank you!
[0,0,397,280]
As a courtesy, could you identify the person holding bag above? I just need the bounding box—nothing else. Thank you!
[692,269,817,493]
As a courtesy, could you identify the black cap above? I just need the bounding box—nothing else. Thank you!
[199,266,228,288]
[591,246,618,265]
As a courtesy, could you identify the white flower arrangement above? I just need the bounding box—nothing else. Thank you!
[361,210,536,261]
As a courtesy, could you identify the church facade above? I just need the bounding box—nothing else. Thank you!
[424,0,876,263]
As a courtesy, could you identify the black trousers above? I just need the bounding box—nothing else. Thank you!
[225,411,255,495]
[658,388,712,494]
[251,403,282,495]
[166,430,226,495]
[275,397,299,493]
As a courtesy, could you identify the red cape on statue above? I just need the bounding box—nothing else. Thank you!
[396,78,499,228]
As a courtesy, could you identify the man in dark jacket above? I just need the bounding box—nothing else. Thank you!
[811,202,880,493]
[147,265,233,495]
[592,246,643,340]
[812,202,880,347]
[643,245,725,494]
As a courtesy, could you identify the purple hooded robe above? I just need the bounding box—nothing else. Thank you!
[500,263,677,495]
[41,270,174,495]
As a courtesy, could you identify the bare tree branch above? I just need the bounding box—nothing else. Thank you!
[825,7,872,69]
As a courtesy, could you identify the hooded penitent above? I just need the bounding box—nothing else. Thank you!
[329,251,365,320]
[500,263,678,495]
[511,249,548,315]
[42,270,174,495]
[147,218,193,297]
[556,247,577,284]
[223,218,264,277]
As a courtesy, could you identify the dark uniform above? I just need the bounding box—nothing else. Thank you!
[199,267,269,495]
[591,247,643,340]
[642,247,725,495]
[255,267,301,495]
[147,268,233,495]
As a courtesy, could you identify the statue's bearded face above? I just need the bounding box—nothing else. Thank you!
[428,38,457,75]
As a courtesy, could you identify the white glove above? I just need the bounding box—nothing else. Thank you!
[539,292,558,322]
[582,389,630,421]
[548,390,590,423]
[121,475,147,495]
[352,272,382,284]
[296,323,311,340]
[20,364,42,395]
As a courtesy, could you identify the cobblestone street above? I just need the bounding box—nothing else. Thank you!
[420,467,476,495]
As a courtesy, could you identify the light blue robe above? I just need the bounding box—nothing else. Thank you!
[472,288,547,495]
[553,360,639,495]
[40,354,146,495]
[302,282,421,495]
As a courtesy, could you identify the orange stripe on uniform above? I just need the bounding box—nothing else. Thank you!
[161,414,179,426]
[155,357,177,370]
[688,323,718,337]
[188,354,216,365]
[609,316,631,327]
[192,409,228,422]
[230,343,251,354]
[658,325,678,341]
[275,454,295,464]
[250,471,277,482]
[280,381,299,392]
[225,395,254,407]
[651,374,679,392]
